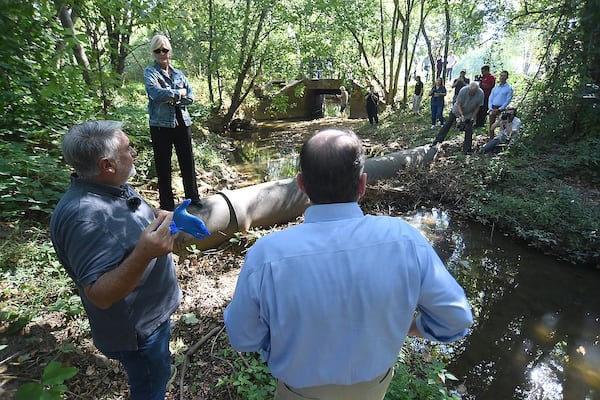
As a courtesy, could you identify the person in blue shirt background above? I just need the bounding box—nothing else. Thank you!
[224,128,473,400]
[144,34,200,211]
[487,70,514,138]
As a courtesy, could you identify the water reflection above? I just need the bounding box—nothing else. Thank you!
[228,139,298,182]
[406,210,600,399]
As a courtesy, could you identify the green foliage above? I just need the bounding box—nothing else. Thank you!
[0,310,31,336]
[49,295,85,318]
[0,4,99,220]
[216,349,275,400]
[517,0,600,144]
[215,343,460,400]
[0,140,69,219]
[385,350,460,400]
[0,3,96,132]
[0,225,80,329]
[181,312,201,325]
[266,93,294,116]
[460,135,600,265]
[15,361,78,400]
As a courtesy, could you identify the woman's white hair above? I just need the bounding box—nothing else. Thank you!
[150,34,171,52]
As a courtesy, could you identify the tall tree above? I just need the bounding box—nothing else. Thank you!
[53,0,162,112]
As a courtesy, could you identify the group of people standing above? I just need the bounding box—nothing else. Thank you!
[49,33,474,400]
[413,59,517,154]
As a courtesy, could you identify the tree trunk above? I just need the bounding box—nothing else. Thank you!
[55,2,92,85]
[174,145,438,253]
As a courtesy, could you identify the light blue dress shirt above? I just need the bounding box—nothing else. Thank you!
[488,82,514,111]
[224,202,473,389]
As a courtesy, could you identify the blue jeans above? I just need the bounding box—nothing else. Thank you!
[104,320,172,400]
[431,102,445,125]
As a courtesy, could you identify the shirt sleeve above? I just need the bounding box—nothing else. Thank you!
[488,87,496,110]
[180,72,195,105]
[224,260,270,353]
[501,86,513,110]
[511,118,522,132]
[414,245,473,342]
[144,66,179,103]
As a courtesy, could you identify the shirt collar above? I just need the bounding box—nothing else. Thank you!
[70,173,134,200]
[304,202,364,223]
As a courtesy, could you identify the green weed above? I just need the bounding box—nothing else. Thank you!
[216,349,275,400]
[385,349,460,400]
[15,361,78,400]
[216,345,461,400]
[0,225,80,333]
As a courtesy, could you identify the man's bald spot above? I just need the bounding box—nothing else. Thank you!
[305,128,360,156]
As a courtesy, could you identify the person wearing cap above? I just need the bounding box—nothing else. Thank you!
[451,70,470,104]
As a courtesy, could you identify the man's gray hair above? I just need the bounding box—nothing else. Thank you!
[62,120,123,179]
[469,82,479,89]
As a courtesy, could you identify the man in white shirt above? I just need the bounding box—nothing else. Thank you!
[481,108,522,153]
[446,50,458,81]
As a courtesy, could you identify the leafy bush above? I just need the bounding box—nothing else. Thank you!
[0,225,80,333]
[385,350,460,400]
[216,349,275,400]
[216,345,460,400]
[0,140,69,219]
[15,361,78,400]
[461,135,600,265]
[266,92,295,116]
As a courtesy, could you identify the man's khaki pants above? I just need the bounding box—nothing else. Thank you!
[274,368,393,400]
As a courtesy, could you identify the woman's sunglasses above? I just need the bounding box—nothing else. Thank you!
[153,48,170,54]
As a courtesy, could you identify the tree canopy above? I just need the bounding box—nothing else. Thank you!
[1,0,598,217]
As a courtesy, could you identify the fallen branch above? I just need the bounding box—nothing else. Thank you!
[179,325,223,400]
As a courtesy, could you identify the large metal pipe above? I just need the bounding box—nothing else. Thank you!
[174,144,437,252]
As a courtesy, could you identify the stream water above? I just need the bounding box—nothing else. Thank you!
[225,121,600,399]
[406,211,600,399]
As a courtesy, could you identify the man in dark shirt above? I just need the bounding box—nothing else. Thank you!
[452,70,470,104]
[51,120,181,400]
[413,76,424,116]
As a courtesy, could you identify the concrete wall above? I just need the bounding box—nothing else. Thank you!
[250,78,386,121]
[252,78,344,120]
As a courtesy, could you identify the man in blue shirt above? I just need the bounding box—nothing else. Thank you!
[224,128,473,400]
[51,120,181,400]
[487,70,514,138]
